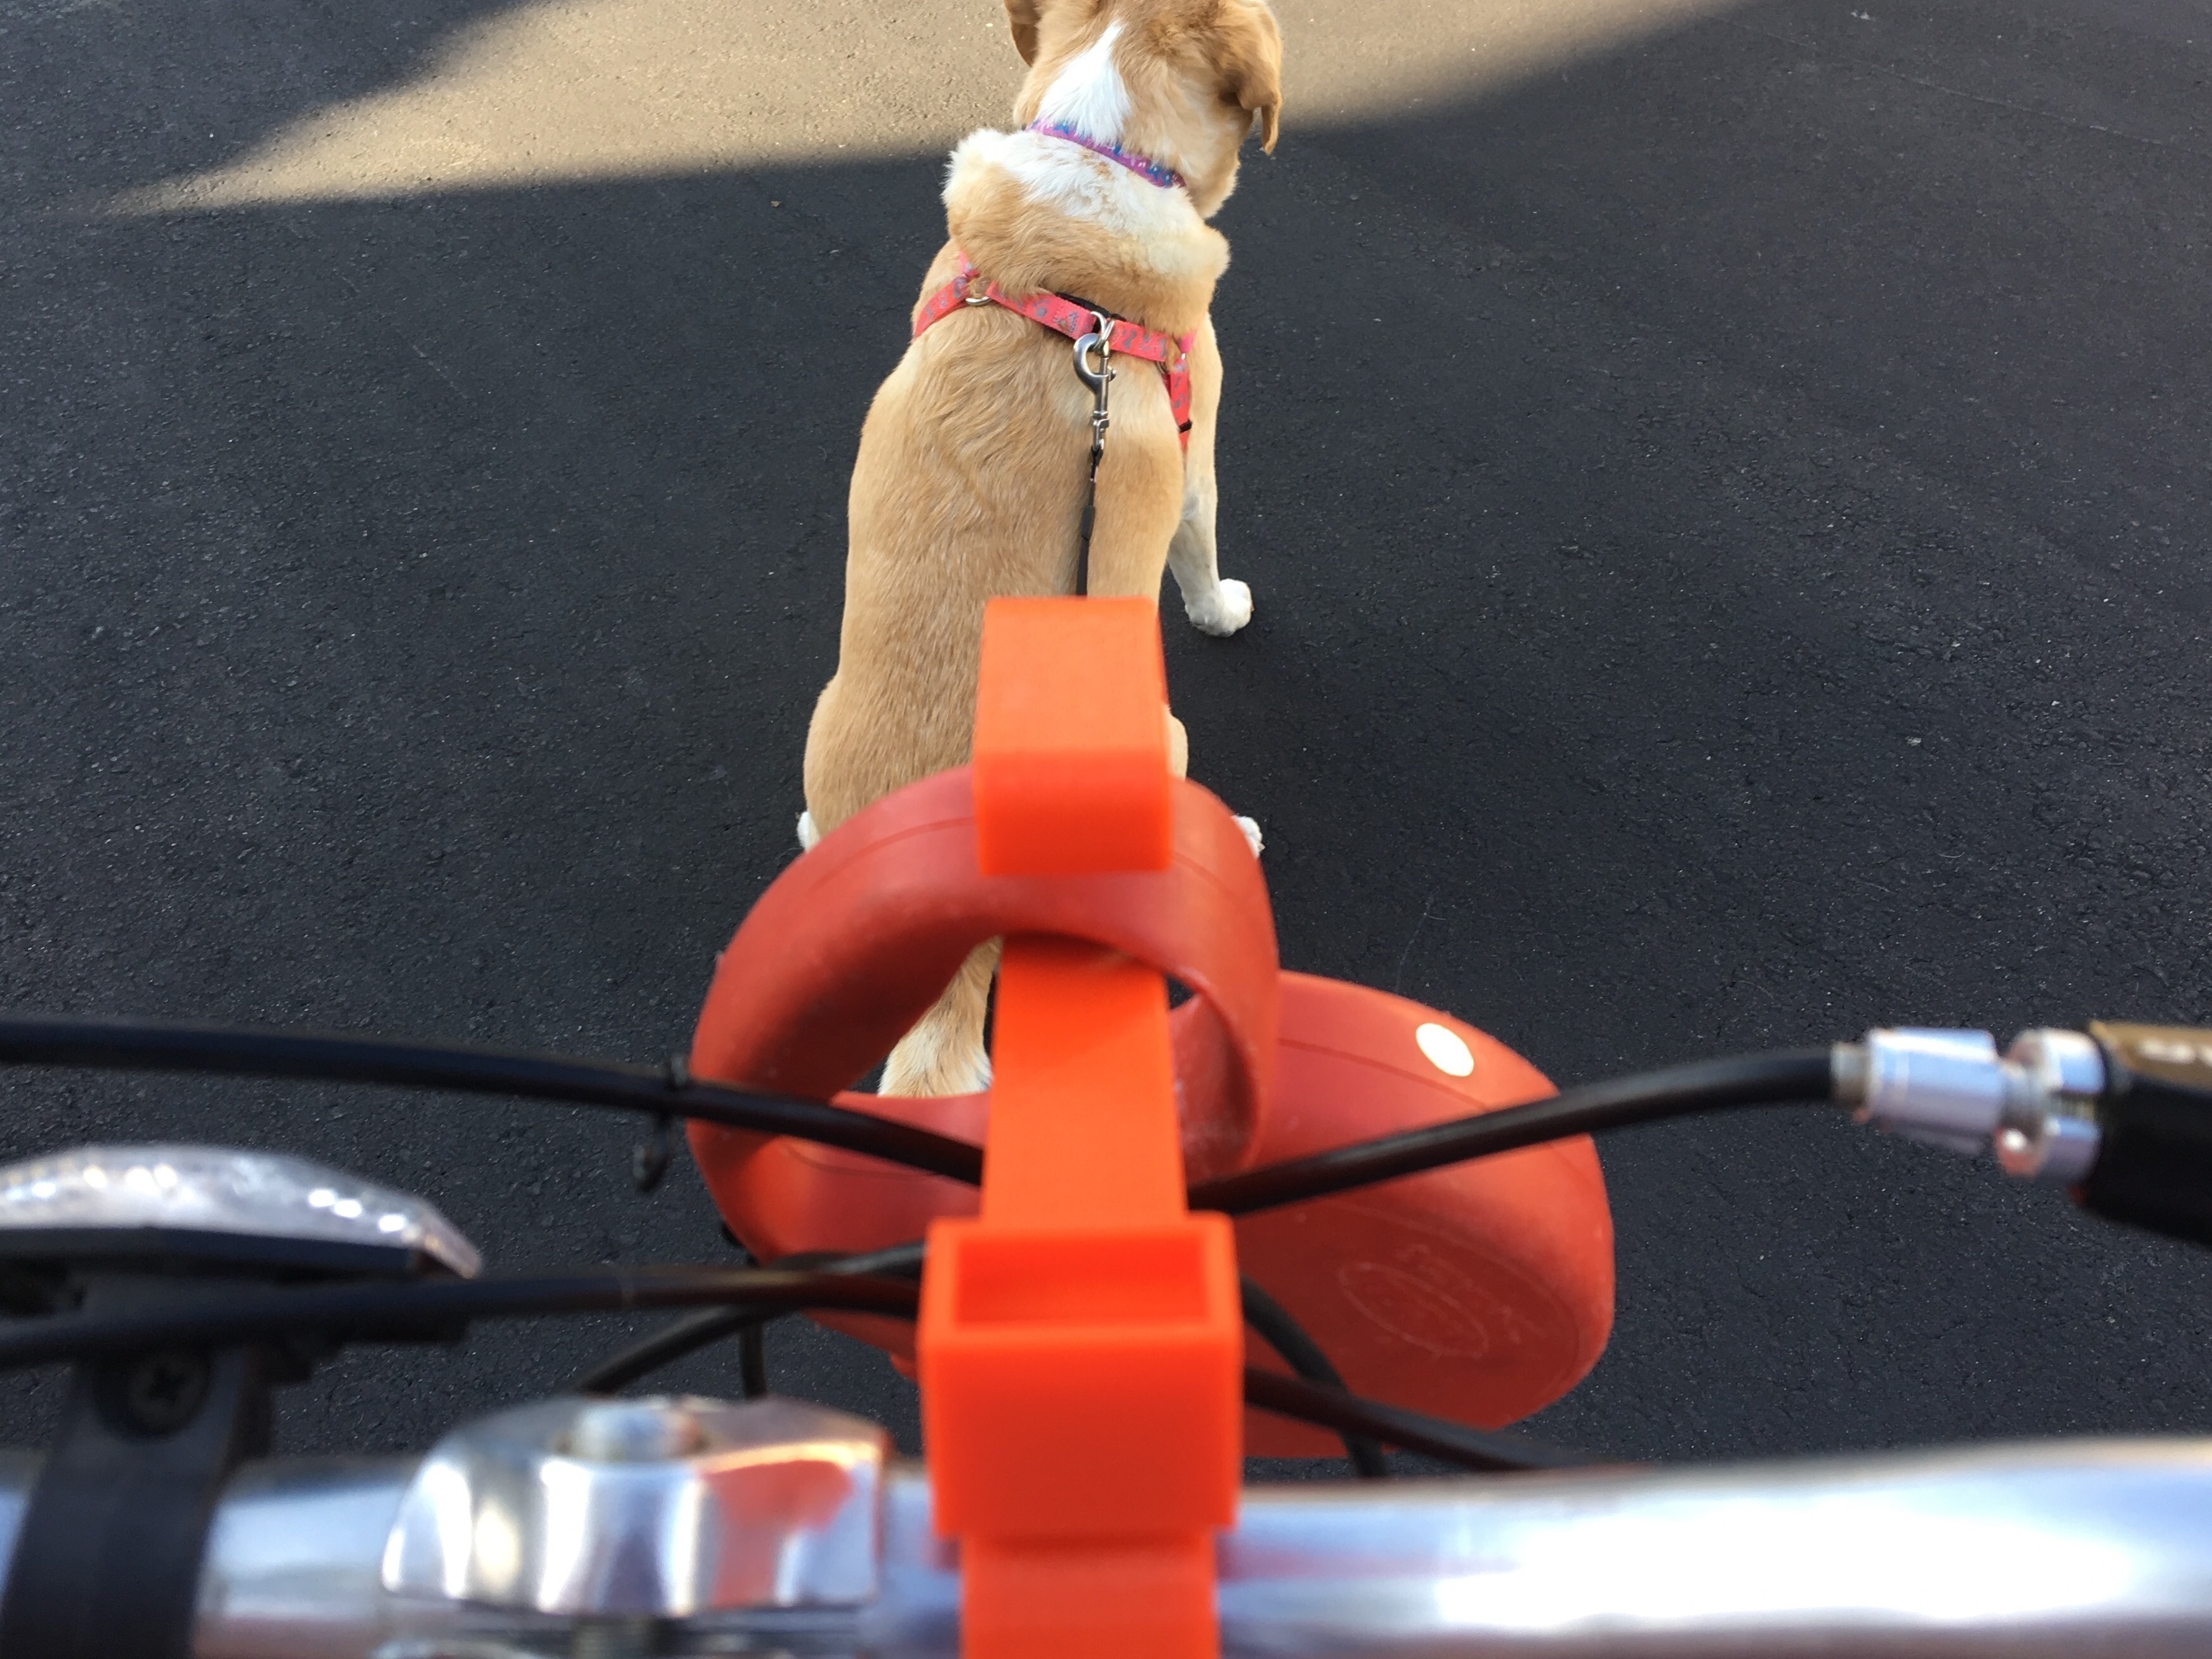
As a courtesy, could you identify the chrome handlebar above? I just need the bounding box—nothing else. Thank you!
[0,1406,2193,1657]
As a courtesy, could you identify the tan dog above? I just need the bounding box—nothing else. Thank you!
[798,0,1282,1097]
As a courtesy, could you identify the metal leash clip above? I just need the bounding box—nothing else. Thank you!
[1073,312,1115,464]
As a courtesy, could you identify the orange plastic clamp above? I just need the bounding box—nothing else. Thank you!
[972,598,1174,875]
[917,598,1240,1659]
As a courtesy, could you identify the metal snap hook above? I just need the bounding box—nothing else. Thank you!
[1073,316,1115,391]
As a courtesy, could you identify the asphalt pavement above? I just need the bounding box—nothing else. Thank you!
[4,0,2212,1467]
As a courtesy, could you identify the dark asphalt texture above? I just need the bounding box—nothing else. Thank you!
[4,0,2212,1469]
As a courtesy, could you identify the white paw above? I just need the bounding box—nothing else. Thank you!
[797,809,820,852]
[1184,578,1254,637]
[1234,814,1263,857]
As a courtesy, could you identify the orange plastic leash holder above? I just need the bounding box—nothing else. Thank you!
[918,600,1241,1659]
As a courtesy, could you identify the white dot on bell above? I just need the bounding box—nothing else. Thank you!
[1415,1022,1475,1078]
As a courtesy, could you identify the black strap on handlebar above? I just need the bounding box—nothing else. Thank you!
[0,1333,274,1659]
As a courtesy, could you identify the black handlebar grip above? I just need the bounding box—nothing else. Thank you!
[2079,1022,2212,1248]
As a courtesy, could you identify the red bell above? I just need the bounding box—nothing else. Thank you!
[687,760,1613,1453]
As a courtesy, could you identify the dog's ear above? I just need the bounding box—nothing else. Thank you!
[1003,0,1042,64]
[1220,1,1282,154]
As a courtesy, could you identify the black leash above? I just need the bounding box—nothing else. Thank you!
[1071,310,1115,596]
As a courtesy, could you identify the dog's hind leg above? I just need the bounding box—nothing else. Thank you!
[880,939,998,1097]
[806,670,1003,1095]
[1164,317,1253,637]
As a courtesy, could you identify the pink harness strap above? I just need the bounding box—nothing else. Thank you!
[914,253,1195,449]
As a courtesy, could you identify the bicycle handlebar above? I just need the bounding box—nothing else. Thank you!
[49,1433,2204,1656]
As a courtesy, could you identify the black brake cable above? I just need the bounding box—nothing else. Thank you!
[0,1249,1581,1474]
[0,1019,1836,1213]
[1238,1278,1389,1477]
[574,1244,1393,1477]
[0,1015,1811,1476]
[0,1266,922,1373]
[1191,1048,1838,1215]
[1243,1370,1610,1474]
[574,1243,927,1395]
[0,1015,983,1185]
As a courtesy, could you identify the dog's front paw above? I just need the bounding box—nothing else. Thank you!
[1234,814,1264,857]
[1185,578,1254,637]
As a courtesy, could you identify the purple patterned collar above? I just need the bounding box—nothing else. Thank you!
[1026,120,1186,191]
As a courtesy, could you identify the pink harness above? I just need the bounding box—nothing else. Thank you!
[913,253,1196,451]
